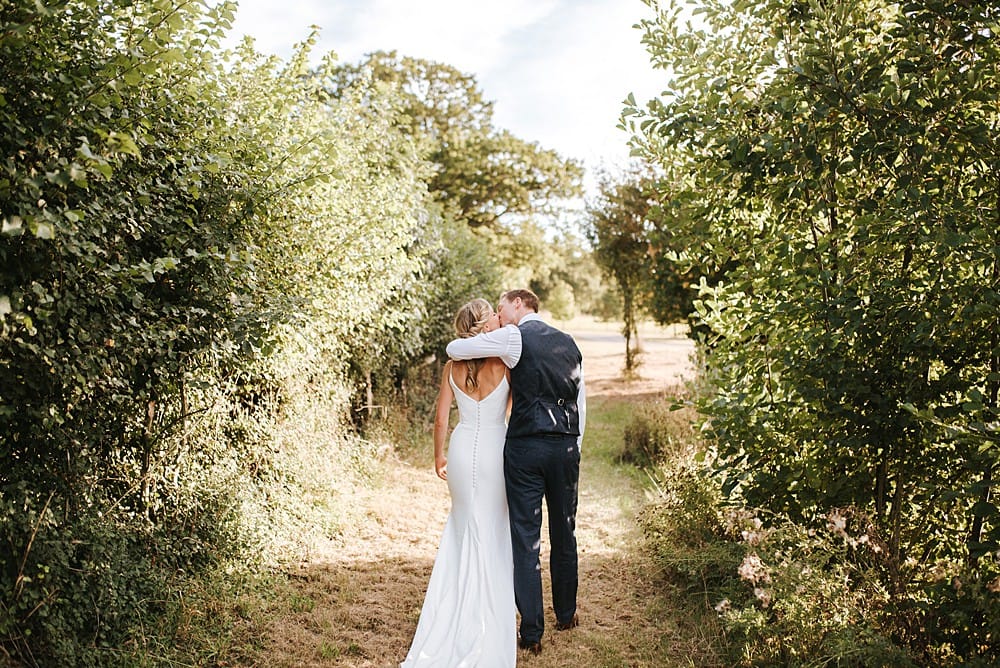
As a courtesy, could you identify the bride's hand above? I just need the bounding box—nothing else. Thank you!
[435,456,447,481]
[483,312,501,333]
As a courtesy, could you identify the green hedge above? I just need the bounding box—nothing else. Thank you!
[628,1,999,662]
[0,1,431,662]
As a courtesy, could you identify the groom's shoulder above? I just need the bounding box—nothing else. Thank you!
[518,317,551,335]
[522,318,573,340]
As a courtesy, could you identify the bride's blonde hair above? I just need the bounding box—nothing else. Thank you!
[453,298,493,391]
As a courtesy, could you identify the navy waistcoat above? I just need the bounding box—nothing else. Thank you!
[507,319,583,439]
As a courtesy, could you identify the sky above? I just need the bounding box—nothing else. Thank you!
[222,0,669,201]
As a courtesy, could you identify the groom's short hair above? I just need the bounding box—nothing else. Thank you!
[501,288,539,313]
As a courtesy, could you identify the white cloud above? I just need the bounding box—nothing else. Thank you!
[334,0,562,74]
[223,0,666,196]
[224,0,345,57]
[225,0,561,72]
[481,1,665,169]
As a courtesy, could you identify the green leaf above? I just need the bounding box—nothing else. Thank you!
[33,222,54,239]
[108,131,141,157]
[160,48,185,64]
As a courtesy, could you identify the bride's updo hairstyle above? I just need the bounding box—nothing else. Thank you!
[453,298,493,392]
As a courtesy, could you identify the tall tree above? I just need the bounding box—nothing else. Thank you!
[586,169,655,371]
[642,167,712,331]
[324,50,583,231]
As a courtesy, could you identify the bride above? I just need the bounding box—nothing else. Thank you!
[401,298,517,667]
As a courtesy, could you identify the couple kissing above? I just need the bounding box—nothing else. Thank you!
[402,288,586,667]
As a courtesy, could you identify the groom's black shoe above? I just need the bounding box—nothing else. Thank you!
[556,613,579,631]
[518,639,542,655]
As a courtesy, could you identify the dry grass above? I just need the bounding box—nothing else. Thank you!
[226,318,723,667]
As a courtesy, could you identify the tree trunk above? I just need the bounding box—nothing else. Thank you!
[969,252,999,566]
[875,451,888,522]
[366,369,375,412]
[888,466,906,595]
[623,283,635,372]
[141,398,157,521]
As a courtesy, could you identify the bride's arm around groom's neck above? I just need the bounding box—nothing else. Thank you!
[445,323,522,369]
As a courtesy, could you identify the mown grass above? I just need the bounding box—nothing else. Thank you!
[583,395,728,668]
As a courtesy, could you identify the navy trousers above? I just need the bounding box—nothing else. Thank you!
[504,434,580,644]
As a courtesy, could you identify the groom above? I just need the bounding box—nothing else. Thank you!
[446,288,585,655]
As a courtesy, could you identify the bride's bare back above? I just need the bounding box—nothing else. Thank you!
[450,358,509,401]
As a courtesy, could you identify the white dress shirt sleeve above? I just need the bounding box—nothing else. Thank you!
[445,324,523,368]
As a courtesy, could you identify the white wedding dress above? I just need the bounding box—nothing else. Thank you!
[401,374,516,668]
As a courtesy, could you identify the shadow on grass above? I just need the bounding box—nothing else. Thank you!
[239,547,724,668]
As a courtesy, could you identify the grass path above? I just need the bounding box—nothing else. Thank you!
[240,320,719,667]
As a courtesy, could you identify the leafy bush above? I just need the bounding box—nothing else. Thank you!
[621,397,698,466]
[0,1,427,662]
[627,0,999,661]
[640,461,741,588]
[641,466,917,666]
[717,508,913,667]
[545,280,577,321]
[920,556,1000,666]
